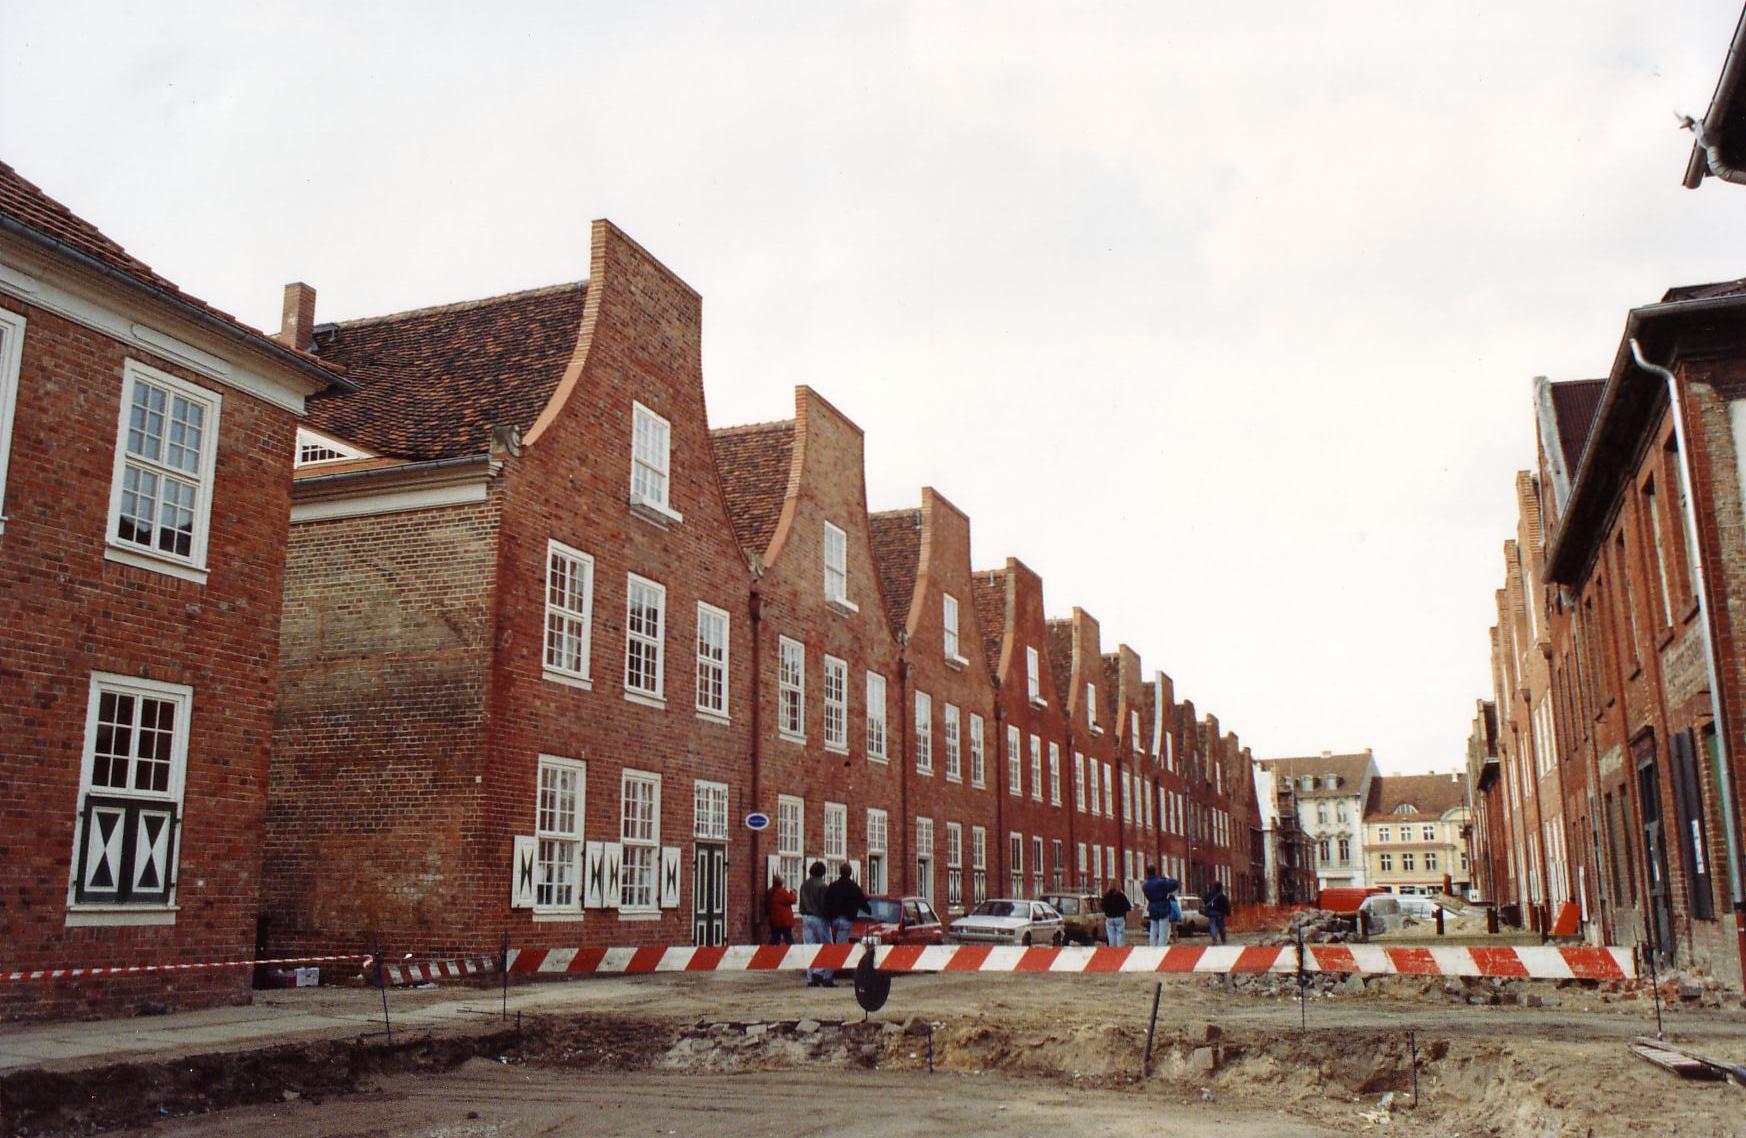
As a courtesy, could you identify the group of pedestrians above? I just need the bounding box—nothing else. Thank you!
[1099,867,1233,946]
[765,861,869,986]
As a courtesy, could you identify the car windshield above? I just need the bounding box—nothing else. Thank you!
[861,898,902,923]
[971,900,1025,918]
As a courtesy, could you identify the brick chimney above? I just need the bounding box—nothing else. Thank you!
[276,282,317,352]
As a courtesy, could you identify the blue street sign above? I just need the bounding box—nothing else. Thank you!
[744,811,771,831]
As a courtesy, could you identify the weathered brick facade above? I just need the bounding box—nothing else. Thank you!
[0,164,337,1019]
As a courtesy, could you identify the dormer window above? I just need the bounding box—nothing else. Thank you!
[630,402,681,524]
[1026,647,1044,706]
[293,427,371,468]
[823,521,857,612]
[943,594,968,667]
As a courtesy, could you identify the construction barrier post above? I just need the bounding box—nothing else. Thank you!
[499,932,510,1022]
[1142,980,1162,1077]
[1435,908,1445,937]
[373,938,392,1044]
[1295,925,1307,1033]
[1408,1030,1419,1109]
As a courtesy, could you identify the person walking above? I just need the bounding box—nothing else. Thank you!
[765,874,797,946]
[799,861,834,987]
[824,863,870,945]
[1099,880,1133,947]
[1205,879,1232,945]
[1141,865,1181,947]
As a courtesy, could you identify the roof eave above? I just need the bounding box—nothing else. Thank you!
[1686,5,1746,189]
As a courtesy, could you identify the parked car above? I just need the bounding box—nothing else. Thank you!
[1396,895,1456,923]
[1358,893,1404,934]
[1040,892,1103,944]
[948,899,1065,946]
[848,895,947,945]
[1173,894,1209,936]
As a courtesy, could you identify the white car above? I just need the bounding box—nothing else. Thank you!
[948,899,1065,946]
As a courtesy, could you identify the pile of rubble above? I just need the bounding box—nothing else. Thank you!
[1258,908,1356,946]
[1210,970,1574,1006]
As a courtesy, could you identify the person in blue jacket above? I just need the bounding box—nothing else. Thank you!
[1141,865,1180,947]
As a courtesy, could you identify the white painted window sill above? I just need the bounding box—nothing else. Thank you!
[66,906,179,927]
[826,597,860,617]
[617,910,662,922]
[824,742,849,756]
[629,495,683,527]
[779,732,806,746]
[867,752,888,765]
[544,668,594,691]
[916,767,933,778]
[945,774,962,785]
[623,690,667,711]
[695,709,731,726]
[1029,697,1048,710]
[532,911,586,923]
[105,544,208,585]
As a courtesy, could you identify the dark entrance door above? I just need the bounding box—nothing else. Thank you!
[1634,736,1676,966]
[693,842,726,946]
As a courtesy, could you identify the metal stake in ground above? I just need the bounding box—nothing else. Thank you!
[1296,925,1307,1032]
[373,938,392,1043]
[1142,980,1163,1078]
[1643,933,1665,1040]
[926,1021,935,1074]
[499,932,510,1022]
[1408,1030,1418,1109]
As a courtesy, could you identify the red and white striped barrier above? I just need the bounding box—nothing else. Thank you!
[2,954,366,983]
[367,955,499,986]
[506,942,1636,981]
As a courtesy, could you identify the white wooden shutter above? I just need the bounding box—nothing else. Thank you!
[848,858,862,884]
[603,841,623,910]
[511,836,538,909]
[584,840,606,909]
[660,846,682,909]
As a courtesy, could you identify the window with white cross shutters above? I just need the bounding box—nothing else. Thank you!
[72,674,191,908]
[971,826,987,904]
[945,822,963,909]
[1009,831,1024,896]
[536,757,585,911]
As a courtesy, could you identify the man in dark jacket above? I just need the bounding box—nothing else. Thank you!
[1204,880,1232,945]
[824,863,870,945]
[799,861,834,987]
[1099,882,1133,947]
[1140,866,1181,947]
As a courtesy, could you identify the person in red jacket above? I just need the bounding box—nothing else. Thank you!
[766,874,798,945]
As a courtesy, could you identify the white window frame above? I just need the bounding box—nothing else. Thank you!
[778,795,805,891]
[867,808,889,855]
[1048,742,1061,806]
[823,520,856,611]
[1028,734,1043,802]
[105,360,221,583]
[823,801,848,864]
[67,672,192,920]
[1074,751,1086,812]
[0,307,24,532]
[943,593,966,664]
[822,655,849,752]
[865,670,887,761]
[1026,647,1043,704]
[1032,835,1045,894]
[623,573,666,704]
[1102,763,1114,818]
[968,713,986,787]
[535,755,586,915]
[1085,683,1099,732]
[915,816,935,903]
[971,825,988,904]
[630,401,681,522]
[693,779,729,840]
[943,703,962,782]
[778,636,806,741]
[1007,724,1023,795]
[1130,710,1141,751]
[914,691,933,774]
[695,602,729,719]
[1088,758,1102,815]
[544,540,595,688]
[1009,831,1024,896]
[619,770,662,912]
[945,821,964,908]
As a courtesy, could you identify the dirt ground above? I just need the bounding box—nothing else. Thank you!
[8,970,1746,1137]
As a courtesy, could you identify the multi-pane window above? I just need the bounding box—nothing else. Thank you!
[0,309,21,528]
[1029,735,1042,802]
[694,780,729,840]
[1426,852,1439,872]
[823,521,850,606]
[1380,853,1393,873]
[108,362,219,569]
[1077,842,1089,889]
[1338,837,1351,864]
[1026,647,1041,702]
[1402,852,1416,873]
[968,714,986,787]
[971,826,988,904]
[823,656,848,751]
[1102,764,1113,818]
[1085,684,1098,730]
[630,401,676,516]
[1032,836,1045,896]
[1074,752,1086,812]
[943,704,962,781]
[914,691,934,773]
[945,822,964,908]
[1422,824,1435,842]
[536,757,585,911]
[1052,840,1065,890]
[1377,826,1391,843]
[72,674,191,907]
[619,771,661,909]
[1088,758,1102,815]
[1048,742,1061,805]
[1007,725,1022,795]
[1644,481,1674,626]
[1130,711,1141,751]
[624,575,666,699]
[544,542,594,682]
[823,801,848,866]
[867,808,888,893]
[866,671,887,759]
[943,594,962,660]
[779,637,805,739]
[915,816,935,903]
[777,795,805,890]
[695,603,729,716]
[1009,832,1024,896]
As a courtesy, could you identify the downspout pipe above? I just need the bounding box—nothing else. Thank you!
[1682,115,1746,187]
[1629,339,1746,967]
[748,586,764,941]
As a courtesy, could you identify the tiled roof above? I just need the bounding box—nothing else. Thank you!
[710,420,795,558]
[1661,277,1746,303]
[1142,682,1159,749]
[1101,653,1122,712]
[0,161,336,380]
[970,571,1008,681]
[867,509,922,634]
[1045,620,1076,716]
[306,283,586,461]
[1256,752,1375,798]
[1365,772,1467,822]
[1548,379,1604,476]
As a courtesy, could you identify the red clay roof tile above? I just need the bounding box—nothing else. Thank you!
[867,509,922,634]
[710,420,795,558]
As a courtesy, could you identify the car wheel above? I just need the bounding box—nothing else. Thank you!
[1021,931,1033,947]
[1051,930,1064,947]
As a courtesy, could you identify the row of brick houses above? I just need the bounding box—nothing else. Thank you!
[1,166,1269,1019]
[1467,21,1746,986]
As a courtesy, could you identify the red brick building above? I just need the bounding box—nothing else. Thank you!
[266,221,756,956]
[711,388,908,924]
[0,164,341,1018]
[1049,610,1122,895]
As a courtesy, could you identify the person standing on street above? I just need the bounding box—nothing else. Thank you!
[799,861,834,987]
[824,863,870,945]
[1205,879,1232,945]
[1141,865,1181,947]
[1100,881,1133,947]
[766,873,797,946]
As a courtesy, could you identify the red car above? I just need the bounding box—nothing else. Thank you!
[848,895,947,945]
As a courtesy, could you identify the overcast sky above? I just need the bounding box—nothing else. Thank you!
[6,2,1746,774]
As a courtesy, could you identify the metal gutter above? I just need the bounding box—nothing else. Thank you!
[1684,3,1746,188]
[291,452,491,489]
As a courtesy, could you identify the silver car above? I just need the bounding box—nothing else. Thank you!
[948,899,1066,946]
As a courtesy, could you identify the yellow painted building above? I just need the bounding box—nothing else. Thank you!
[1364,772,1472,896]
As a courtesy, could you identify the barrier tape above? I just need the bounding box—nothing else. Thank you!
[505,942,1637,981]
[369,955,499,987]
[2,954,366,983]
